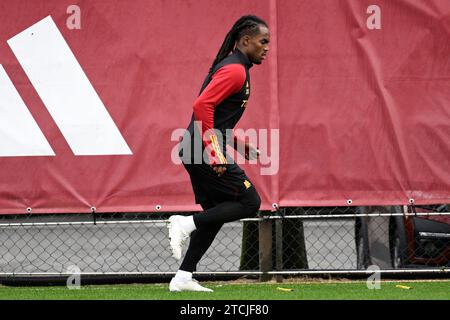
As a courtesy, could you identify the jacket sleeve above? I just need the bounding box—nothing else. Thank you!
[193,64,246,165]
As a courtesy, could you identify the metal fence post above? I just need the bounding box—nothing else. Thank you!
[275,218,283,283]
[258,216,272,282]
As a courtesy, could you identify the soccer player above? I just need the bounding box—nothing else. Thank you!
[168,15,270,292]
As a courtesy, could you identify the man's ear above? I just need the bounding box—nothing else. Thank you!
[241,35,250,47]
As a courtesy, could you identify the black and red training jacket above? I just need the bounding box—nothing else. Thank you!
[179,49,253,165]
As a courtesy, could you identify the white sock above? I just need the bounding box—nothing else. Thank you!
[174,270,192,282]
[179,215,196,234]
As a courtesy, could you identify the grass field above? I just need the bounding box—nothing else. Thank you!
[0,280,448,300]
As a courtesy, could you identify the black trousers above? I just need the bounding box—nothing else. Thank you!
[179,162,261,273]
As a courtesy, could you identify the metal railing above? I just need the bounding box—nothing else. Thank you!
[0,205,449,280]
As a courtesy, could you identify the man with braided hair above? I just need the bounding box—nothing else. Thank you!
[168,15,270,292]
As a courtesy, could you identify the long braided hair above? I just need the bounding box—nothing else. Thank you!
[209,15,268,73]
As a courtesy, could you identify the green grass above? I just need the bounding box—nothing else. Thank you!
[0,280,448,300]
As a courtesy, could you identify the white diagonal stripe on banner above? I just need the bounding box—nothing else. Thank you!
[0,65,55,157]
[7,16,132,156]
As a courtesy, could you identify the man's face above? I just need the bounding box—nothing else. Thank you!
[246,25,270,65]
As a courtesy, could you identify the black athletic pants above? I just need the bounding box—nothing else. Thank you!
[179,162,261,273]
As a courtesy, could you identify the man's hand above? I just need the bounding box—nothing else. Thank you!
[244,143,260,161]
[232,133,260,161]
[211,164,227,177]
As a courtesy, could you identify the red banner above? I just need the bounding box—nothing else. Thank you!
[0,0,449,214]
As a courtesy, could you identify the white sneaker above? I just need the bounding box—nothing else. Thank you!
[167,215,190,260]
[169,278,213,292]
